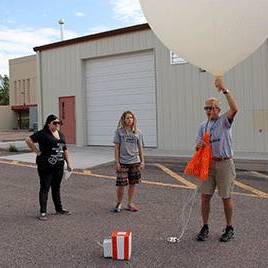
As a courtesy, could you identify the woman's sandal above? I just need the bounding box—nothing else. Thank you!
[111,203,122,213]
[127,204,139,212]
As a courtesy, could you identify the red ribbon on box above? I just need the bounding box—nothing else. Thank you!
[112,231,132,260]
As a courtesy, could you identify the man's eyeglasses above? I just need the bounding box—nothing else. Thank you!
[204,106,219,111]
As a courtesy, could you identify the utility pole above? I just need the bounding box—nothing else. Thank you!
[58,19,64,41]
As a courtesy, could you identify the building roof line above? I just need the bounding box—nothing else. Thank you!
[33,23,150,52]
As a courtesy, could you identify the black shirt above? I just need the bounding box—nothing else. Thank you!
[30,129,67,169]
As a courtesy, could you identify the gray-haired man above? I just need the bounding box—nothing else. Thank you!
[196,78,239,242]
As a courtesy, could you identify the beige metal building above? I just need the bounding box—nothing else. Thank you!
[0,105,17,130]
[9,55,38,129]
[33,24,268,157]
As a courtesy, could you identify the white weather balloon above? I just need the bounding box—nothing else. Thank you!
[139,0,268,76]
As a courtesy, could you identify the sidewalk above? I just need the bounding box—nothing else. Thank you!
[0,143,267,171]
[0,130,32,142]
[0,140,30,151]
[144,148,268,172]
[0,145,114,169]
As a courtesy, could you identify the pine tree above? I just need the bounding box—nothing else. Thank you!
[0,75,10,105]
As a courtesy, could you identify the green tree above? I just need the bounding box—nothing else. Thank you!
[0,75,10,105]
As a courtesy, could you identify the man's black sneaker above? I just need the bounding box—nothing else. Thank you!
[56,209,71,215]
[196,225,209,241]
[219,226,234,242]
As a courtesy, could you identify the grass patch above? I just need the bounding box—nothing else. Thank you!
[8,144,18,152]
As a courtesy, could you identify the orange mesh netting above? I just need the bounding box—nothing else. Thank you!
[184,132,212,181]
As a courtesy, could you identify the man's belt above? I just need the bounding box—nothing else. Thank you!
[212,157,232,161]
[210,138,221,143]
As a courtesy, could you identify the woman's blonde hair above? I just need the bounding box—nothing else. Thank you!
[117,111,137,133]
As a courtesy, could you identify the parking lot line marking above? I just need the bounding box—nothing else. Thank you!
[151,162,268,200]
[235,179,268,199]
[153,164,196,189]
[249,171,268,179]
[232,191,262,199]
[1,160,267,199]
[0,160,187,189]
[76,171,114,180]
[74,170,192,189]
[83,170,92,175]
[0,160,34,168]
[142,180,192,189]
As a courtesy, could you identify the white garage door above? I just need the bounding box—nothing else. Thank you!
[86,50,157,147]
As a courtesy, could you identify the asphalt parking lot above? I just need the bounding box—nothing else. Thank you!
[0,160,267,267]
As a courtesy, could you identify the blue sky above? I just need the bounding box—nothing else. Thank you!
[0,0,146,75]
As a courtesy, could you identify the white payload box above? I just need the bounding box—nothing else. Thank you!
[103,231,132,261]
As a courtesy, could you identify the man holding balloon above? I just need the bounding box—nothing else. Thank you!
[139,0,267,243]
[195,78,238,242]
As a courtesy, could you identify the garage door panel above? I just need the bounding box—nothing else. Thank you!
[86,64,154,75]
[88,91,155,101]
[86,83,155,95]
[88,136,157,147]
[88,137,114,146]
[87,107,156,116]
[86,53,154,72]
[87,111,155,121]
[87,88,155,98]
[89,126,157,137]
[87,115,156,123]
[86,73,155,86]
[87,103,156,112]
[88,127,117,136]
[86,65,154,78]
[86,55,153,70]
[87,93,155,105]
[87,119,156,128]
[86,51,157,147]
[85,84,155,95]
[87,125,157,137]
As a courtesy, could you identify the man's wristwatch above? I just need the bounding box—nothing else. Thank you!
[223,89,229,95]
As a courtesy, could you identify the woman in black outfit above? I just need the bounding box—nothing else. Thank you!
[25,114,72,221]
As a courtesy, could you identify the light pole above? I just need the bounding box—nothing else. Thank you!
[58,19,64,41]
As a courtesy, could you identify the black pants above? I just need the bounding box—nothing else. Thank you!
[37,165,64,213]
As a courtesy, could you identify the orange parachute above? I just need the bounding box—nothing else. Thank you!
[184,132,212,181]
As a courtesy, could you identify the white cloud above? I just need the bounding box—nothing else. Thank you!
[4,19,16,24]
[88,25,113,34]
[110,0,146,24]
[0,15,16,25]
[0,26,78,75]
[0,0,147,75]
[75,12,86,17]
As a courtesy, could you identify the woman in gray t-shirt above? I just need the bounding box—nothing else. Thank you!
[111,111,145,213]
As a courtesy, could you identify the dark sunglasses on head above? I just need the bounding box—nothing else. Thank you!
[52,121,61,125]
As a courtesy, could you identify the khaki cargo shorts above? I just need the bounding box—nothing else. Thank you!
[200,159,236,199]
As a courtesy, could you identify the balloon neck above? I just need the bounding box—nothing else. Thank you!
[214,75,224,92]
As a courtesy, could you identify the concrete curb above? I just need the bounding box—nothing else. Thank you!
[144,155,268,172]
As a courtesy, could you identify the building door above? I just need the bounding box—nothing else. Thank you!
[85,50,157,146]
[59,96,76,144]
